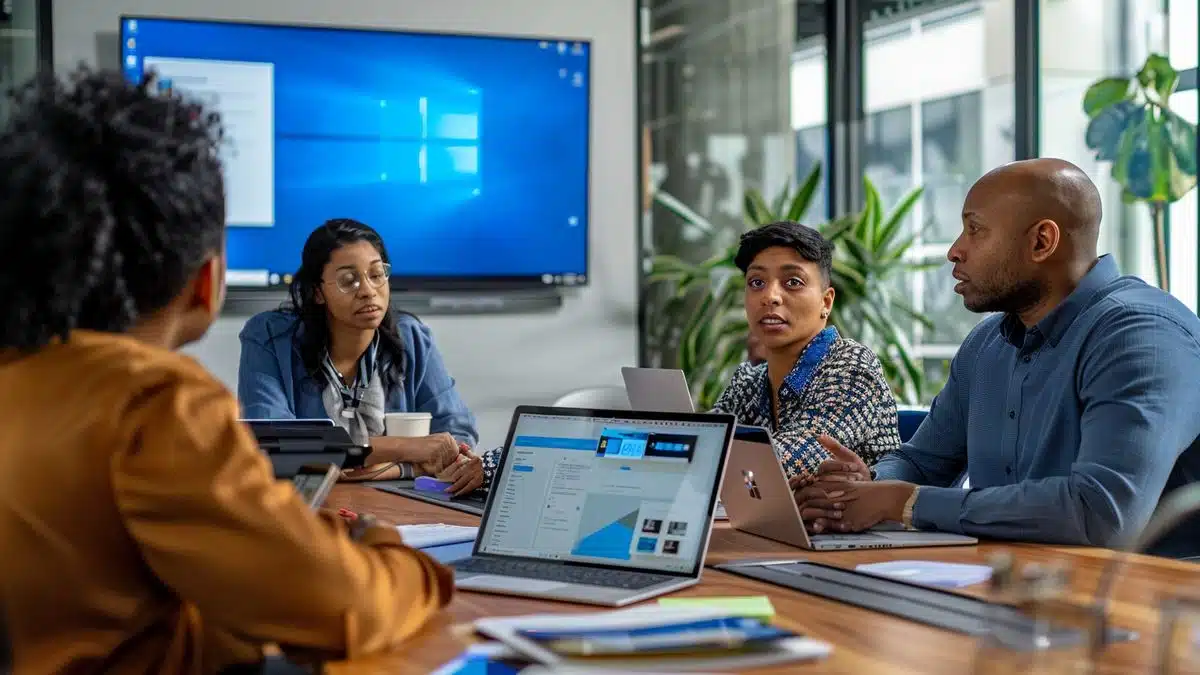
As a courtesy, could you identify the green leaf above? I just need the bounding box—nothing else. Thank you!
[862,178,883,245]
[1113,117,1155,200]
[682,245,737,278]
[894,345,925,403]
[830,259,867,294]
[881,233,919,264]
[678,273,743,378]
[1085,100,1140,162]
[876,186,924,252]
[769,178,792,217]
[786,164,823,222]
[715,317,750,341]
[1139,53,1179,102]
[1082,77,1132,118]
[1147,116,1174,202]
[1163,109,1198,177]
[648,254,696,275]
[677,290,714,377]
[819,213,858,242]
[1159,121,1198,202]
[893,297,934,330]
[743,189,774,226]
[696,336,747,410]
[840,237,873,270]
[654,191,715,233]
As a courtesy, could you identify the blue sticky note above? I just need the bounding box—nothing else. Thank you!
[856,560,993,588]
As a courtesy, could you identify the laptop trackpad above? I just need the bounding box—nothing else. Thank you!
[460,575,569,593]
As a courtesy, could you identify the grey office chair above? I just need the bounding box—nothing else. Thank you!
[552,386,630,409]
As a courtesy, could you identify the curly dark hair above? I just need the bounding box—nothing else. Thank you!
[285,218,408,388]
[734,220,834,286]
[0,65,226,350]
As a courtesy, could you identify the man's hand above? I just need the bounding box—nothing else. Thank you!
[791,484,858,524]
[802,480,916,534]
[791,435,873,489]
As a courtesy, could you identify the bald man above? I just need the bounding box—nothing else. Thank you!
[798,159,1200,558]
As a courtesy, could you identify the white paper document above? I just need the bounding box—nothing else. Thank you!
[396,523,479,549]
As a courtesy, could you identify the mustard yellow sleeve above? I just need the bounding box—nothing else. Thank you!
[110,378,454,659]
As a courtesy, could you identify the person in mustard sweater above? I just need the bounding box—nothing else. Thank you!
[0,66,453,673]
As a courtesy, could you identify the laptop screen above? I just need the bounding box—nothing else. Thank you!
[476,411,730,574]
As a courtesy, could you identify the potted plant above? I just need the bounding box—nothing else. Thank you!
[1082,53,1198,291]
[644,164,938,408]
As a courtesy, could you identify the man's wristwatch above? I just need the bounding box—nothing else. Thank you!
[901,487,920,529]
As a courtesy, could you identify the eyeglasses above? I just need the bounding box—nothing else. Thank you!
[325,263,391,294]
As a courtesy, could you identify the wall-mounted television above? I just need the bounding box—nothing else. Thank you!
[119,16,591,290]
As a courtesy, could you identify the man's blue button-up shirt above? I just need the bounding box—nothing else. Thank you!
[874,255,1200,557]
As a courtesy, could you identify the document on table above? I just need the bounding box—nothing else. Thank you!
[396,523,479,549]
[855,560,993,588]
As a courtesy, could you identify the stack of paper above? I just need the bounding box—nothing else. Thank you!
[396,523,479,549]
[465,604,829,672]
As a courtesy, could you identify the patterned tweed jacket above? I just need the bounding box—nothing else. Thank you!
[711,326,900,478]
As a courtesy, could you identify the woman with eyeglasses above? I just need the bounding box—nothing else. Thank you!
[238,218,486,495]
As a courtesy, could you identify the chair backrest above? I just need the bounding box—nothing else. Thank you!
[552,386,631,410]
[896,406,928,443]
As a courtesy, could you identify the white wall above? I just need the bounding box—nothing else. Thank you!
[52,0,639,447]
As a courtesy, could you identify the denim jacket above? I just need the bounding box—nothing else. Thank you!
[236,310,479,446]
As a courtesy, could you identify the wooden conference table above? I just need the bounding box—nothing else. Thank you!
[322,484,1198,674]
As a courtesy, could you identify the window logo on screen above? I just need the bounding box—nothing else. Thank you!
[742,470,762,500]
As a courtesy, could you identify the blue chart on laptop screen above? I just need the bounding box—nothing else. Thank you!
[477,413,727,573]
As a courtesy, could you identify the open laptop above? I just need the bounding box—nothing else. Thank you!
[722,425,977,550]
[620,367,732,521]
[450,405,737,606]
[621,367,696,413]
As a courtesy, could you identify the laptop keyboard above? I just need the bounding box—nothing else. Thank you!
[453,557,674,590]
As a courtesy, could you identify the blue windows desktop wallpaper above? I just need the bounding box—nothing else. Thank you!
[121,17,590,286]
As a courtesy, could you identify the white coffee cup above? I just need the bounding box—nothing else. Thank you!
[384,411,432,438]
